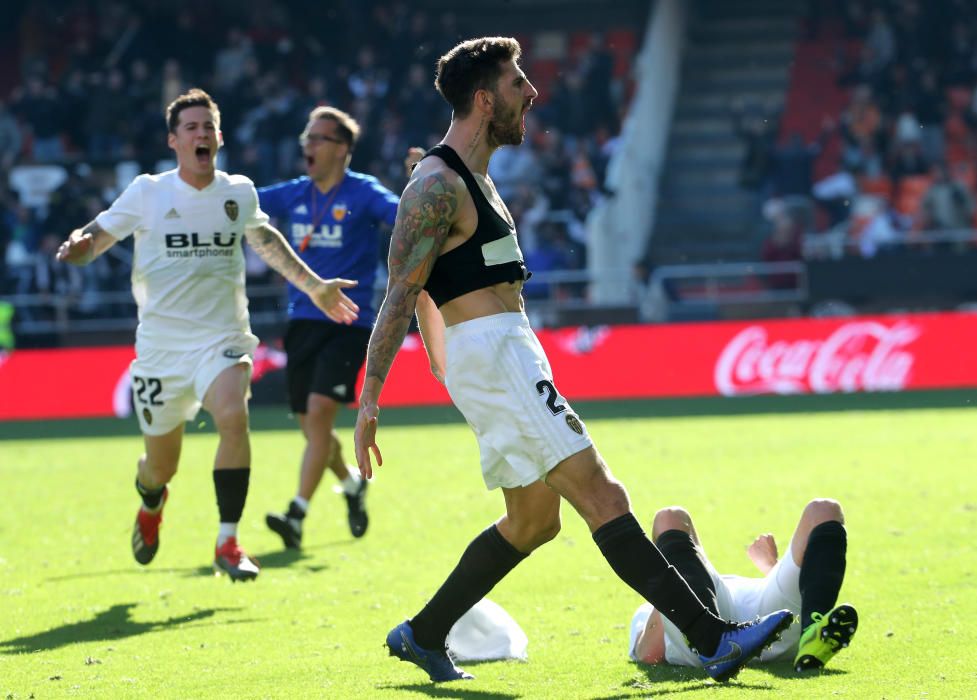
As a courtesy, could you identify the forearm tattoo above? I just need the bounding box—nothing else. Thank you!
[366,173,458,385]
[247,223,316,291]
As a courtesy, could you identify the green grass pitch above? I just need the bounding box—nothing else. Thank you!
[1,401,976,698]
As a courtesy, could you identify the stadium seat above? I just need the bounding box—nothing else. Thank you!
[858,175,893,200]
[895,174,932,216]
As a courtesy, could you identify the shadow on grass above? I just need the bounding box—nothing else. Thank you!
[753,661,849,679]
[587,663,787,698]
[0,602,242,654]
[45,544,339,582]
[380,683,520,700]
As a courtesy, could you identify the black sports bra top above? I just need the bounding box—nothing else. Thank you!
[421,144,530,307]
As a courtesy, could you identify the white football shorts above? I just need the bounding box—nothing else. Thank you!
[444,312,593,490]
[129,332,258,435]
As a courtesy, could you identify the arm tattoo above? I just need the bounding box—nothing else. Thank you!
[365,172,458,386]
[246,223,317,291]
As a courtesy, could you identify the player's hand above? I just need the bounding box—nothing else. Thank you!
[56,230,95,265]
[404,147,424,177]
[354,403,383,479]
[310,278,359,324]
[747,533,778,575]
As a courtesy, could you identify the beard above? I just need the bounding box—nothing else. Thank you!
[487,95,525,147]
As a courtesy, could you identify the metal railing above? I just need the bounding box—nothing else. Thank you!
[1,268,642,342]
[642,261,807,321]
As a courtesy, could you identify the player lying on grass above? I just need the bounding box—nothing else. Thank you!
[630,499,857,674]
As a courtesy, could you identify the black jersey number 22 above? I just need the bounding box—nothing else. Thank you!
[536,379,566,415]
[133,376,164,406]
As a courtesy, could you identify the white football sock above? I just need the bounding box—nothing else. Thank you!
[217,522,238,547]
[341,469,362,496]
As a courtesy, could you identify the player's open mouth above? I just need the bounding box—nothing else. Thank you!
[306,155,315,168]
[195,145,211,164]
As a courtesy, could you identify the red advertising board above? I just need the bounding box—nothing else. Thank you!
[2,311,976,420]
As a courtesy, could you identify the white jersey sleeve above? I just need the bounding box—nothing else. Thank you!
[242,180,270,229]
[96,175,148,239]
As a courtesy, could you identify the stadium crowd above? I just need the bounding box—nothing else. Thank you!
[751,0,977,264]
[0,0,632,329]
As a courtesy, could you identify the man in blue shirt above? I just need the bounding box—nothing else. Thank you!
[259,106,412,546]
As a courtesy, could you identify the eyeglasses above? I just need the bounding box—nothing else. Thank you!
[299,133,346,147]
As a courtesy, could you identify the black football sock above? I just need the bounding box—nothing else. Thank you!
[655,529,720,616]
[286,499,307,520]
[410,525,528,651]
[799,521,847,629]
[213,468,251,523]
[593,513,725,656]
[135,478,166,510]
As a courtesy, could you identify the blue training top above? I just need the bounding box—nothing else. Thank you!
[258,171,399,329]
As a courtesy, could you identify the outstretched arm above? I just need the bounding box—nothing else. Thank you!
[245,222,359,324]
[56,220,118,266]
[354,169,460,477]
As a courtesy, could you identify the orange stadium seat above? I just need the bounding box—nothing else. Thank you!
[858,175,893,200]
[895,174,932,215]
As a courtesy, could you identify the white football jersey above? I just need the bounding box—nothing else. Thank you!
[97,169,269,351]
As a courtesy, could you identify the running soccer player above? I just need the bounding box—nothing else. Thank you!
[57,89,359,582]
[259,106,422,547]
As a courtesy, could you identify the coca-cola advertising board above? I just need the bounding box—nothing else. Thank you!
[1,311,975,421]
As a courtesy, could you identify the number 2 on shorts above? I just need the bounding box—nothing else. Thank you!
[535,379,566,416]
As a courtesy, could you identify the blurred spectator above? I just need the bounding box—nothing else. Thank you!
[864,9,896,74]
[887,139,928,183]
[838,85,884,176]
[769,127,829,199]
[730,98,778,194]
[913,67,947,164]
[848,195,900,258]
[812,165,857,227]
[489,143,541,203]
[918,162,975,231]
[14,76,63,163]
[760,204,803,289]
[214,28,255,92]
[0,101,23,170]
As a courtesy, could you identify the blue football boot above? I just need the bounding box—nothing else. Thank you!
[699,608,794,682]
[386,620,474,682]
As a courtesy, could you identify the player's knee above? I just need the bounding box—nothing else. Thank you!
[527,516,562,550]
[803,498,844,526]
[652,506,693,540]
[532,515,562,546]
[212,403,249,436]
[306,394,338,423]
[505,513,561,551]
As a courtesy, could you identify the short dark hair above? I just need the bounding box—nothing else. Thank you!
[166,88,221,133]
[435,36,522,117]
[304,106,361,148]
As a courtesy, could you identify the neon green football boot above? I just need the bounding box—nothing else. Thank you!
[794,603,858,672]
